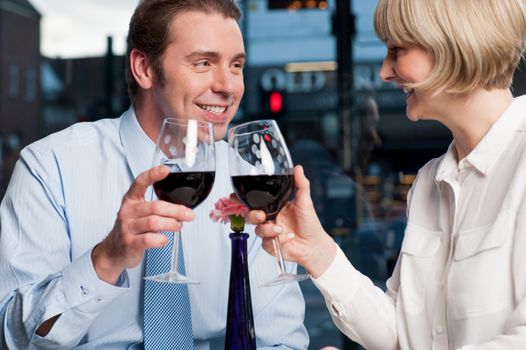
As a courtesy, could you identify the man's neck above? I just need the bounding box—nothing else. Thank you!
[132,94,164,143]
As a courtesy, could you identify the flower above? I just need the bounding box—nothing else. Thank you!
[209,197,249,233]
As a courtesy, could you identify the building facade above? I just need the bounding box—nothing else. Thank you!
[0,0,41,193]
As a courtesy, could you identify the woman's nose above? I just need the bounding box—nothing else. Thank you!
[379,58,395,83]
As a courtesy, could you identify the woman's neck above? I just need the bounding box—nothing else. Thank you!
[438,88,513,161]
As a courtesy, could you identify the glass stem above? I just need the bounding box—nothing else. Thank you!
[273,237,287,276]
[170,231,182,278]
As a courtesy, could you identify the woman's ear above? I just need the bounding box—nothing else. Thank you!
[129,48,154,90]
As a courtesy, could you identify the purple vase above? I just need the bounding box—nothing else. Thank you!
[225,232,256,350]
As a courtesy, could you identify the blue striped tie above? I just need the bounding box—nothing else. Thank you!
[144,231,194,349]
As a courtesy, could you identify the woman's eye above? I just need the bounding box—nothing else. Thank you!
[389,47,401,56]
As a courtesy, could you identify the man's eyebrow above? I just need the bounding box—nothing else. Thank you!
[185,51,220,61]
[185,51,246,61]
[232,53,246,61]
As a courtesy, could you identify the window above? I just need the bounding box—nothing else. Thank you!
[268,0,328,10]
[8,64,19,98]
[25,67,37,101]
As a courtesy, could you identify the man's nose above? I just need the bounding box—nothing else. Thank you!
[212,66,235,94]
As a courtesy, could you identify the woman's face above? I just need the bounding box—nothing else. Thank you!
[379,42,437,122]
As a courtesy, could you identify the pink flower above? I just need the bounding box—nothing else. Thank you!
[209,197,249,225]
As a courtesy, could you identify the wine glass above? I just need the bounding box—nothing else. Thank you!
[228,119,309,287]
[144,118,216,284]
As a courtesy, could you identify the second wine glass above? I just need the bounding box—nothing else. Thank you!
[228,119,309,287]
[144,118,215,284]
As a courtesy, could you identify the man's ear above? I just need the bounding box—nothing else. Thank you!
[129,48,154,90]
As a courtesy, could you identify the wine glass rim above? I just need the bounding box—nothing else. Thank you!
[163,118,213,127]
[229,119,277,136]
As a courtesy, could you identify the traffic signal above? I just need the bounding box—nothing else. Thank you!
[269,91,283,114]
[263,90,286,117]
[268,0,328,11]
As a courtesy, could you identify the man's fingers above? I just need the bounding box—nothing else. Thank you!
[130,215,183,234]
[125,165,169,201]
[133,201,195,222]
[138,232,170,249]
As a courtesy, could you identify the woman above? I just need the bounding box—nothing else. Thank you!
[248,0,526,348]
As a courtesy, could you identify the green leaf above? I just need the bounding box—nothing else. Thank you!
[230,215,245,233]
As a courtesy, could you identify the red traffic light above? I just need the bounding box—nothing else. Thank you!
[269,91,283,114]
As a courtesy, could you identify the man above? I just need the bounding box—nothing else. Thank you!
[0,0,308,348]
[354,89,381,175]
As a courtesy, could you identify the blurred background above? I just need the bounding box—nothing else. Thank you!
[2,0,526,348]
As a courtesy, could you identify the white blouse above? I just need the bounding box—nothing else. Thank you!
[313,95,526,350]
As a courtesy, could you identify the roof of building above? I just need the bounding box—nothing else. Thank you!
[0,0,41,19]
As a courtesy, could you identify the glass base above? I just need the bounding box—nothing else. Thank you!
[259,272,310,288]
[144,272,199,285]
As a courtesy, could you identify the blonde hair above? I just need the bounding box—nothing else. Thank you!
[374,0,526,94]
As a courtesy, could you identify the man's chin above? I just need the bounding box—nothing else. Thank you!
[212,124,228,141]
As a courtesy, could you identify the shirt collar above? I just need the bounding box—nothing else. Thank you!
[465,96,526,175]
[435,142,458,183]
[436,95,526,181]
[119,107,157,179]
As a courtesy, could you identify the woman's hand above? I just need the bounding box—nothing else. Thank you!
[245,166,337,278]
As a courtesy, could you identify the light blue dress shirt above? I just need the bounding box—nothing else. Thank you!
[0,108,309,349]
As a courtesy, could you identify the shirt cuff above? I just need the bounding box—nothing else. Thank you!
[311,246,362,311]
[61,248,129,314]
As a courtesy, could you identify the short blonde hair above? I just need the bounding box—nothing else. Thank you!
[374,0,526,94]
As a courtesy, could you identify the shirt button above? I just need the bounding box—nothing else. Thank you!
[435,326,443,334]
[80,285,88,296]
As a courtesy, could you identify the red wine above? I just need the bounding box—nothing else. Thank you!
[154,171,215,209]
[231,174,293,219]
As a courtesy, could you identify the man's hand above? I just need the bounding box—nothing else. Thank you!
[91,165,195,284]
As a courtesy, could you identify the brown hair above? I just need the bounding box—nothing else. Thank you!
[125,0,242,103]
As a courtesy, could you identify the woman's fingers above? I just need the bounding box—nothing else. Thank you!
[245,209,267,225]
[254,221,282,238]
[260,234,297,259]
[261,237,275,256]
[294,165,310,193]
[293,165,314,207]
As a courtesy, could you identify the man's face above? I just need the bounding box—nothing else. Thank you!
[152,11,246,140]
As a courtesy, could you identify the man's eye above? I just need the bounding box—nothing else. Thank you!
[195,60,211,68]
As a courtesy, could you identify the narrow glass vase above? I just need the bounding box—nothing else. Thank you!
[225,231,256,350]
